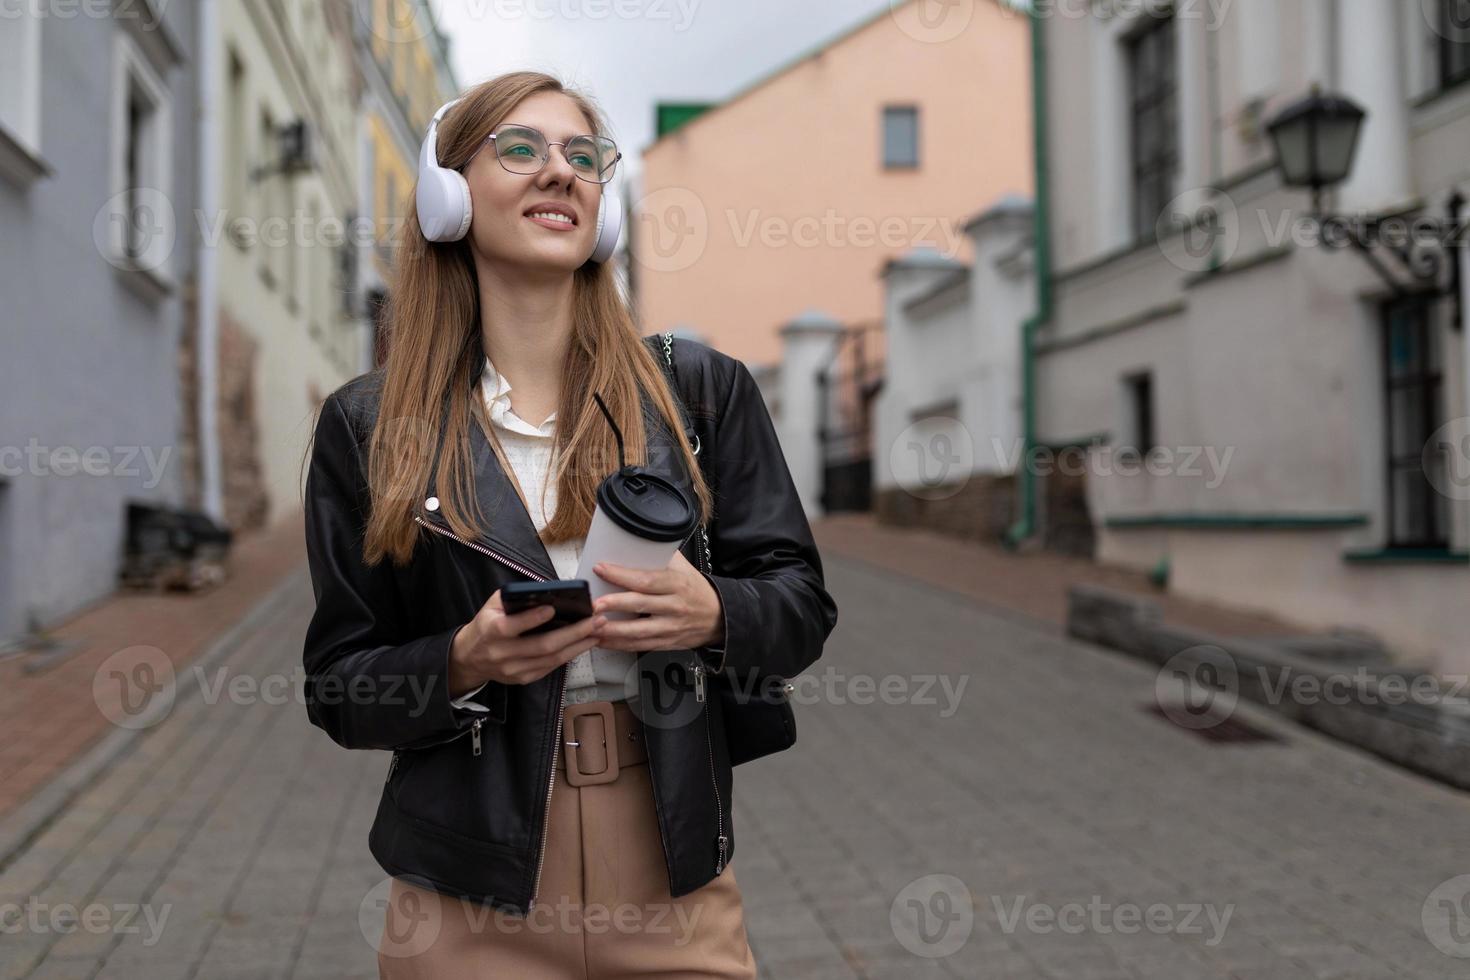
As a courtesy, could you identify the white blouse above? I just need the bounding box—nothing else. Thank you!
[450,354,638,711]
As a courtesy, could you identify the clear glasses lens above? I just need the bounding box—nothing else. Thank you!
[493,126,547,173]
[492,126,618,183]
[566,135,619,182]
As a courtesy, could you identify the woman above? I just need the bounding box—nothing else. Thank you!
[300,71,839,978]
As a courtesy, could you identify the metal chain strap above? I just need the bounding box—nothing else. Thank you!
[662,331,714,576]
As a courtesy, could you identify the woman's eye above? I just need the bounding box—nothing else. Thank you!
[507,144,535,156]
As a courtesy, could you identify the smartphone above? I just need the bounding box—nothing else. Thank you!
[500,579,594,636]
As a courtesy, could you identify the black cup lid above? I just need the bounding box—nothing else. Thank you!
[595,466,697,542]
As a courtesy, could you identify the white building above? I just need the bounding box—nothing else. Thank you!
[873,198,1036,542]
[1033,2,1469,672]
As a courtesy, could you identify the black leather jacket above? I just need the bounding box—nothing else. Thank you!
[301,334,838,916]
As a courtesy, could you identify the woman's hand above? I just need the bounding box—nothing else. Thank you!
[448,589,608,694]
[590,550,724,653]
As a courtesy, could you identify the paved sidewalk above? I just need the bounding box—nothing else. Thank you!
[814,513,1312,640]
[1,520,1467,978]
[0,514,306,822]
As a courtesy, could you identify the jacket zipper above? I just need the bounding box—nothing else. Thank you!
[691,525,728,875]
[668,327,729,876]
[412,511,567,910]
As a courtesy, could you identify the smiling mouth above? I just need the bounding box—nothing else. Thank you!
[525,211,577,228]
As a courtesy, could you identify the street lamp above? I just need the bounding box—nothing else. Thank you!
[1264,87,1366,217]
[1265,86,1464,330]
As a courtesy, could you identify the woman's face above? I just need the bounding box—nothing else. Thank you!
[462,91,605,274]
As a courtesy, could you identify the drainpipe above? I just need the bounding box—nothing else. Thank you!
[196,0,224,522]
[1006,5,1053,548]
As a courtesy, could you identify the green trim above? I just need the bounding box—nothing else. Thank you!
[1105,513,1370,530]
[1343,548,1470,564]
[1148,555,1170,587]
[1007,5,1051,549]
[655,103,717,138]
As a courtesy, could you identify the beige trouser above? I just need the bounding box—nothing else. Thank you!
[377,698,757,979]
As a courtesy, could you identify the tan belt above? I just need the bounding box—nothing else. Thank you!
[556,699,648,786]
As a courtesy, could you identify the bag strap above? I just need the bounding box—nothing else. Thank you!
[651,332,714,575]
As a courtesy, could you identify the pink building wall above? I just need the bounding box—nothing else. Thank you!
[634,0,1033,369]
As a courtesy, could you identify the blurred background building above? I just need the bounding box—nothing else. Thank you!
[632,0,1033,370]
[0,0,199,638]
[1025,1,1468,672]
[354,0,459,370]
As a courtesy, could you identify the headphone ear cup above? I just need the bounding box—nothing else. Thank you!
[417,168,471,243]
[589,190,622,263]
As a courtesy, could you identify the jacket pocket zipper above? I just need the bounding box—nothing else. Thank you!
[411,511,567,911]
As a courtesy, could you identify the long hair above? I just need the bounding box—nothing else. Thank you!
[320,71,712,567]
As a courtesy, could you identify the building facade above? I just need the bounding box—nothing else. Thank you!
[635,0,1033,370]
[194,0,369,532]
[354,0,458,369]
[0,1,198,638]
[1033,2,1469,672]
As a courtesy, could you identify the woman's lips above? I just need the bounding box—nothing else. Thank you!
[526,214,577,231]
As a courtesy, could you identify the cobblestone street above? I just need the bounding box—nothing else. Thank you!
[2,535,1467,979]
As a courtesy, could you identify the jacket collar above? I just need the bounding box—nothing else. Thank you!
[416,342,692,581]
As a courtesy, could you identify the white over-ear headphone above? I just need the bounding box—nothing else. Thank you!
[415,98,623,264]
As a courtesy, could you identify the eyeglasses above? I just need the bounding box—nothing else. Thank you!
[464,124,622,184]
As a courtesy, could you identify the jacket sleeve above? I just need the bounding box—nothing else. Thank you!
[302,390,501,751]
[695,357,839,679]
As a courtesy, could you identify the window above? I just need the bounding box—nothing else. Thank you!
[1123,372,1155,458]
[1381,296,1449,549]
[882,106,919,169]
[1126,13,1178,241]
[258,107,278,287]
[1439,0,1470,89]
[106,32,174,280]
[226,49,247,229]
[0,2,43,172]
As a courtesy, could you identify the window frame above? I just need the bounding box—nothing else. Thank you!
[1124,11,1179,244]
[1379,292,1449,551]
[105,30,176,287]
[881,104,920,170]
[0,5,45,184]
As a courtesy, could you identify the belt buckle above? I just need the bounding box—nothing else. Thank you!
[562,701,619,787]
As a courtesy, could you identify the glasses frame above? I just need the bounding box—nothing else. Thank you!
[462,123,622,184]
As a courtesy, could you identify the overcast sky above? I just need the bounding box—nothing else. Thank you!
[427,0,898,181]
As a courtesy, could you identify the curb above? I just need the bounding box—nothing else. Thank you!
[1068,584,1470,792]
[0,565,310,871]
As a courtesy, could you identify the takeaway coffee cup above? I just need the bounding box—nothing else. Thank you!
[575,393,698,618]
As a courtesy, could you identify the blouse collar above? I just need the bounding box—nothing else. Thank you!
[481,354,557,438]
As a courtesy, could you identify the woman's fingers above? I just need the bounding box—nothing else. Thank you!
[508,632,605,683]
[504,612,606,657]
[491,603,558,638]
